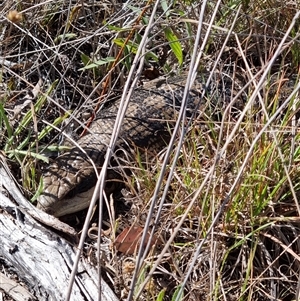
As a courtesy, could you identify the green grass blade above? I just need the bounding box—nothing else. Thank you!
[0,103,13,138]
[156,288,166,301]
[31,176,44,202]
[171,285,184,301]
[4,80,58,153]
[164,27,183,66]
[30,110,71,149]
[79,57,115,71]
[113,38,158,62]
[6,149,49,163]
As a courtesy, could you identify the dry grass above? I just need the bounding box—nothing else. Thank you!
[1,0,300,300]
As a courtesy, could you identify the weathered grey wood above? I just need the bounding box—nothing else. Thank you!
[0,162,119,301]
[0,159,77,236]
[0,272,35,301]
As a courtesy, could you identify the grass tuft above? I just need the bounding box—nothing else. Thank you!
[1,0,300,300]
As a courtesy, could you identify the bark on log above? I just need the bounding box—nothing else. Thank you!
[0,271,35,301]
[0,161,119,301]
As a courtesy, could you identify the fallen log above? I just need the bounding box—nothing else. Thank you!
[0,160,118,301]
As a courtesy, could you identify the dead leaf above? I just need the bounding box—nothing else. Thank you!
[114,226,160,255]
